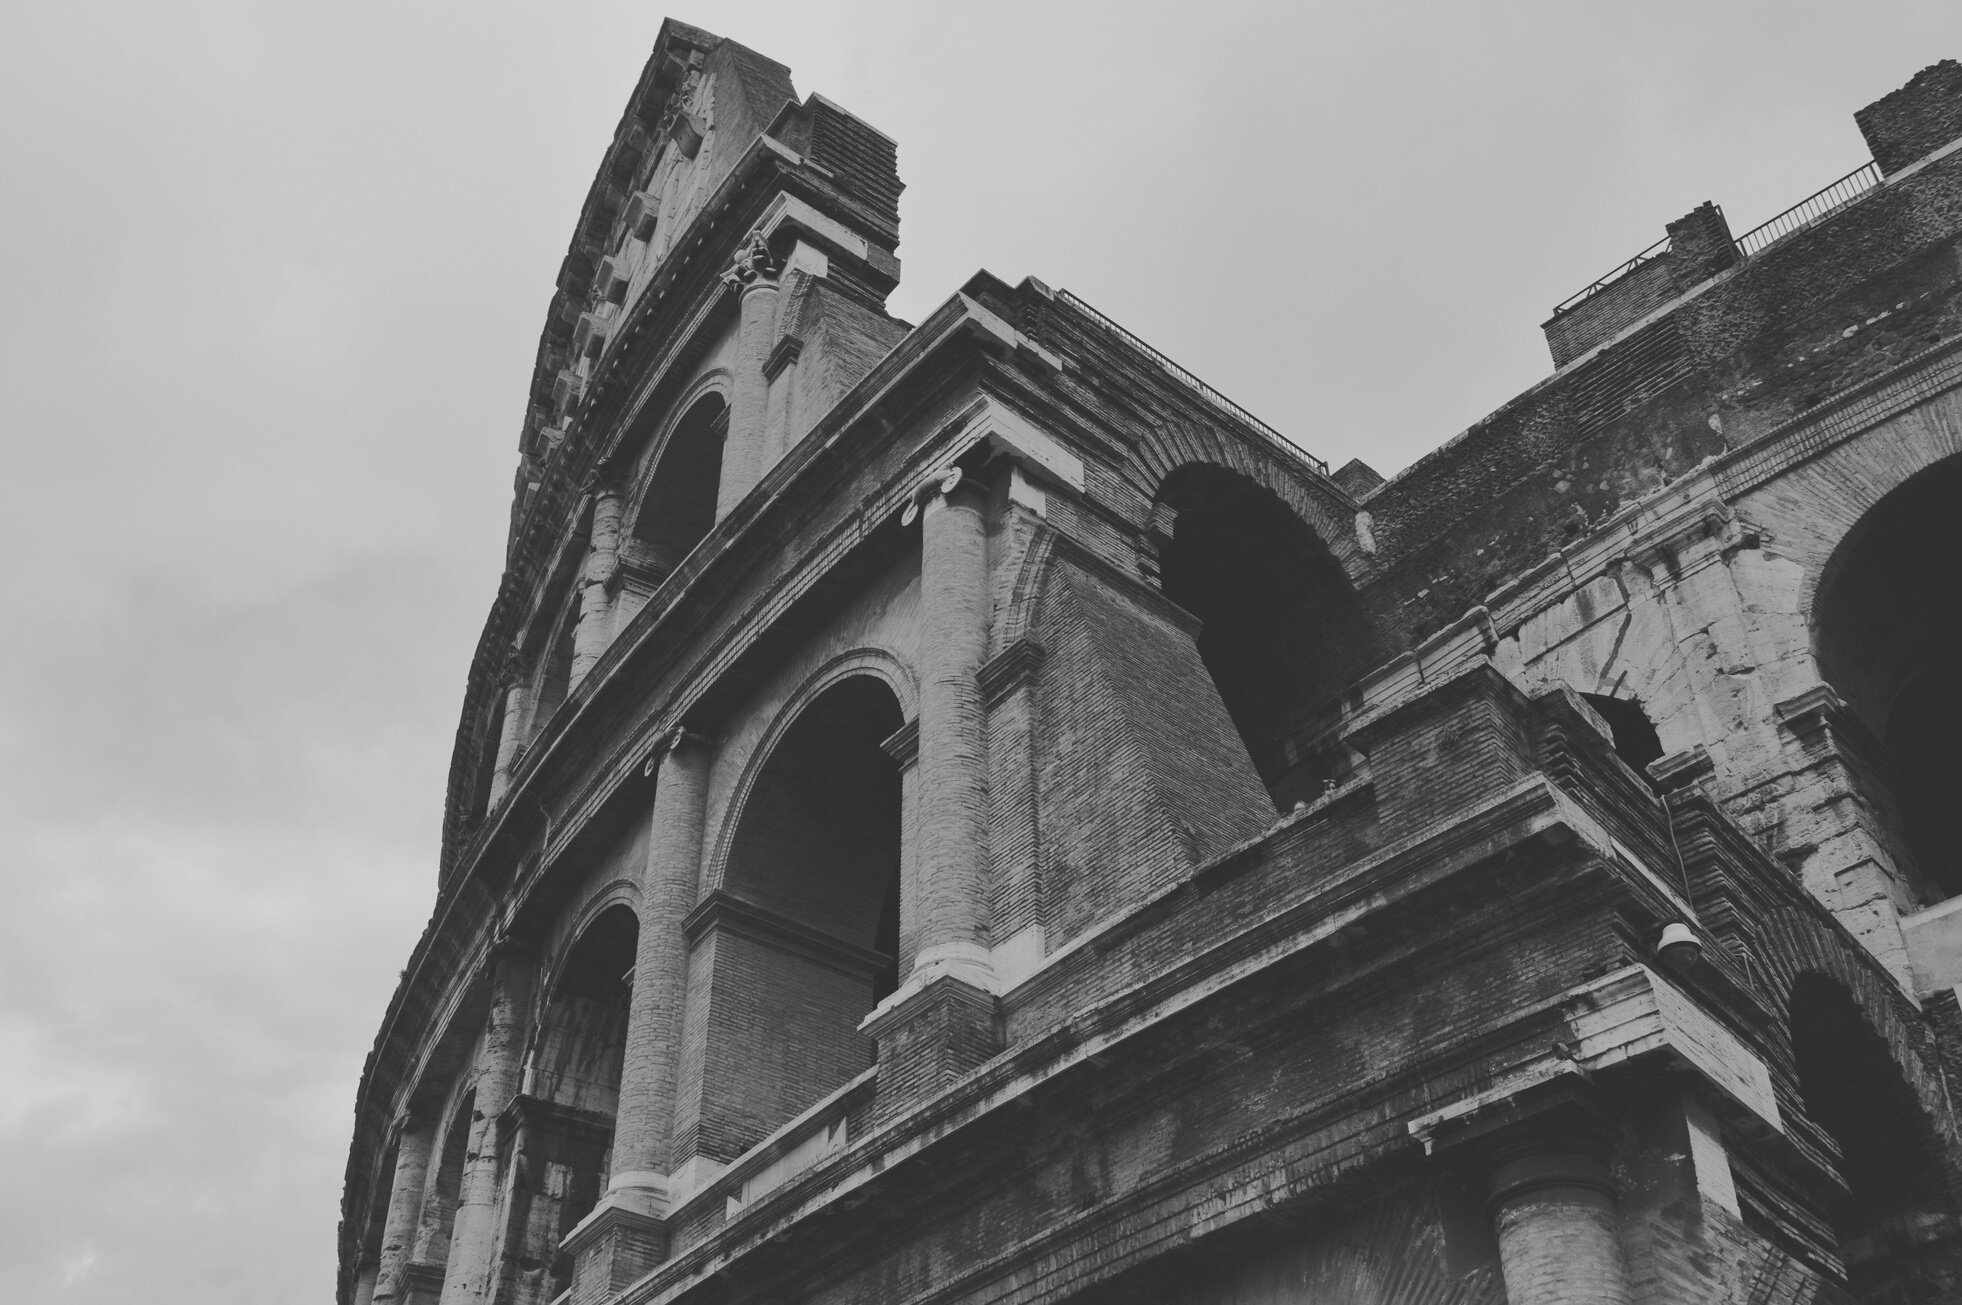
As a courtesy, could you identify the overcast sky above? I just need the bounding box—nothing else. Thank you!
[1,1,1955,1299]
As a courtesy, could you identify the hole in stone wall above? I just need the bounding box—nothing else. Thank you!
[1581,693,1665,790]
[1815,454,1962,898]
[1155,465,1378,811]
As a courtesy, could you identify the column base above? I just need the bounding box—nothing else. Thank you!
[398,1260,446,1305]
[862,973,1001,1118]
[559,1191,668,1305]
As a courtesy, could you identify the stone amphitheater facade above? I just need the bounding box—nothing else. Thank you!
[340,26,1962,1305]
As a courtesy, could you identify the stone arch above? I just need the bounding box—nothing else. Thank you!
[1771,397,1962,624]
[412,1082,476,1282]
[1754,904,1962,1169]
[1149,462,1381,809]
[678,668,906,1165]
[1000,525,1058,649]
[1784,969,1960,1288]
[526,587,583,744]
[1131,424,1365,577]
[706,647,918,892]
[1810,452,1962,895]
[513,903,639,1300]
[621,377,731,595]
[530,903,638,1117]
[539,878,642,987]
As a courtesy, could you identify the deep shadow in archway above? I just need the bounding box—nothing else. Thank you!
[1814,455,1962,897]
[624,392,727,603]
[1789,973,1954,1294]
[524,905,638,1300]
[1156,465,1378,811]
[699,673,904,1158]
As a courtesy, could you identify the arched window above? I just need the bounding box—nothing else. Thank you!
[517,905,638,1300]
[1154,466,1377,810]
[681,674,904,1164]
[619,392,727,627]
[1788,974,1953,1289]
[1814,455,1962,896]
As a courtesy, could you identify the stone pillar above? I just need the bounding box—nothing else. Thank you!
[570,483,624,690]
[914,473,993,982]
[372,1118,435,1305]
[438,944,534,1305]
[562,730,712,1292]
[612,729,711,1187]
[488,653,529,808]
[1486,1129,1632,1305]
[714,232,781,522]
[863,471,999,1110]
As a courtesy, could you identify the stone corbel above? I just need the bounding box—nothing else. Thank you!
[762,334,804,380]
[1774,684,1844,747]
[1649,743,1715,793]
[879,719,920,768]
[978,639,1046,709]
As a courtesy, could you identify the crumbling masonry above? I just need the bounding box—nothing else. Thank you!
[341,28,1962,1305]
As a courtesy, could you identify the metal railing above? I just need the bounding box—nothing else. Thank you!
[1548,235,1672,318]
[1549,159,1886,319]
[1734,160,1882,257]
[1056,289,1330,477]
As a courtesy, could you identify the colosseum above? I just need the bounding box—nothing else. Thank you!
[340,22,1962,1305]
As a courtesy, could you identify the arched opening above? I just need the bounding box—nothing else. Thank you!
[419,1088,473,1282]
[516,905,637,1300]
[1581,693,1665,790]
[1788,974,1954,1292]
[619,392,727,627]
[529,597,580,743]
[685,673,904,1163]
[1154,465,1378,810]
[1814,455,1962,897]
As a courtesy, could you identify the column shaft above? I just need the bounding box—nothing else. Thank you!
[488,682,529,808]
[714,277,780,521]
[438,948,533,1305]
[610,734,712,1188]
[372,1121,434,1304]
[1488,1144,1632,1305]
[913,483,992,977]
[570,488,623,690]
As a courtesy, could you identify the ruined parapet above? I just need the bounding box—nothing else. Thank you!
[1541,202,1739,368]
[1858,58,1962,176]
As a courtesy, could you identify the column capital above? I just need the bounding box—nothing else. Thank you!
[721,230,780,291]
[902,464,986,526]
[485,931,537,967]
[580,458,624,500]
[644,727,713,776]
[496,644,526,691]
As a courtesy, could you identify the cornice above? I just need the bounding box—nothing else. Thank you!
[681,889,891,978]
